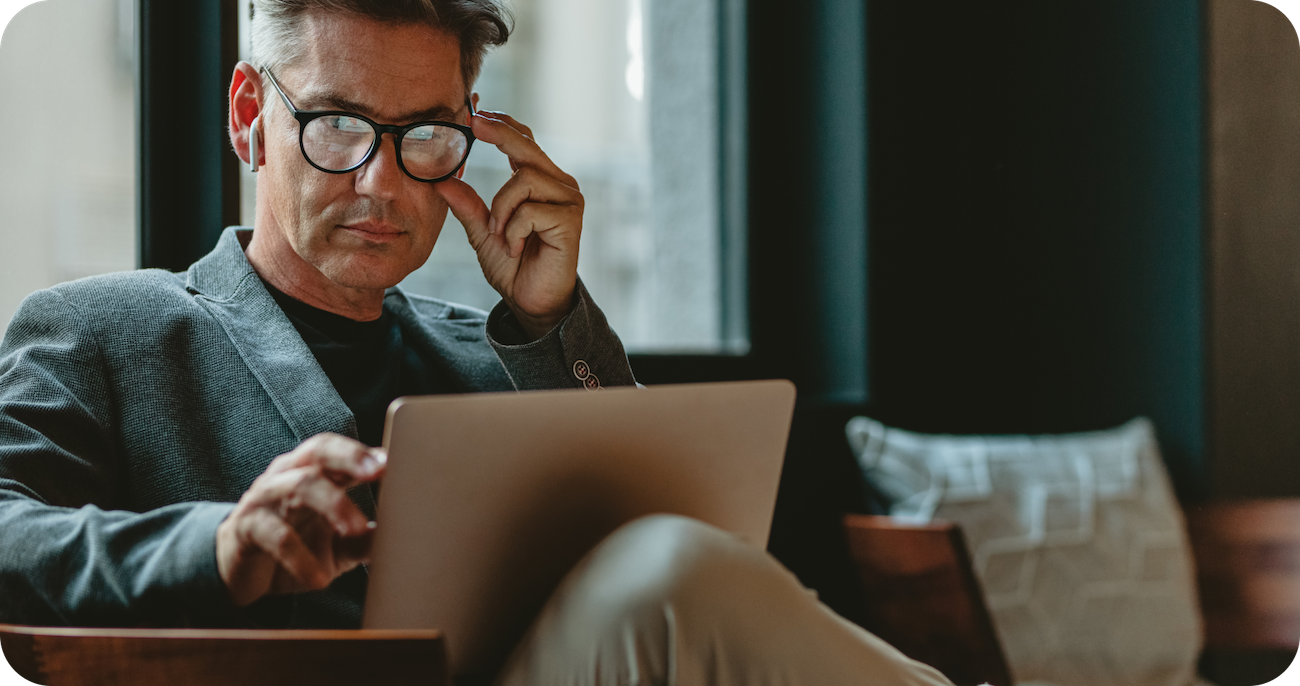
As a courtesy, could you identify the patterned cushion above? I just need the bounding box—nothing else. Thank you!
[845,417,1202,686]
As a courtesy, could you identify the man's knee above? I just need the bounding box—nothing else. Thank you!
[561,514,764,623]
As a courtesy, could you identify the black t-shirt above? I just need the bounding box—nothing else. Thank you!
[262,280,452,447]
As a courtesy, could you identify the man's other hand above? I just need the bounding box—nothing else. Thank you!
[216,433,385,607]
[437,111,583,341]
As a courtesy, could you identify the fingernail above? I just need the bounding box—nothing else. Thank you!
[359,451,384,476]
[487,217,498,234]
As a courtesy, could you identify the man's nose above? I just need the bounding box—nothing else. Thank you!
[354,133,405,200]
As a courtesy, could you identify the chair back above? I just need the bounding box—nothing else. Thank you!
[843,514,1013,686]
[1186,499,1300,651]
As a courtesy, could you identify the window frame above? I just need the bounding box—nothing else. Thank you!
[136,0,241,273]
[136,0,870,400]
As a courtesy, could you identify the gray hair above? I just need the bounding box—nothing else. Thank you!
[250,0,512,91]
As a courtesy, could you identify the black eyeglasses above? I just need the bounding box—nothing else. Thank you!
[261,68,475,183]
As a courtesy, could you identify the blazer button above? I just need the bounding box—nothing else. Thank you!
[573,360,591,380]
[584,374,601,390]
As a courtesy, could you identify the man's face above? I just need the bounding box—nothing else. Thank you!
[259,12,467,291]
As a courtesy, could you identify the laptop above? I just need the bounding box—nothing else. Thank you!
[361,380,797,676]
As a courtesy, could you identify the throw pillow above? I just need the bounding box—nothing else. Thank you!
[845,417,1203,686]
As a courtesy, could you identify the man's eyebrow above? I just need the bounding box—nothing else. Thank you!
[303,91,462,123]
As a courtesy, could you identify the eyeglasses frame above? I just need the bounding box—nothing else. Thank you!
[259,67,476,183]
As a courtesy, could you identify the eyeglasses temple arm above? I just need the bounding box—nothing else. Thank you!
[259,68,299,116]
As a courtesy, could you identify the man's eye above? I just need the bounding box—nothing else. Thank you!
[330,116,370,133]
[407,126,441,142]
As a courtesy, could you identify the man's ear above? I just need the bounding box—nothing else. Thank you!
[229,62,264,169]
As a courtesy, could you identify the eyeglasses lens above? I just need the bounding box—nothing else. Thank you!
[302,116,374,170]
[401,125,469,181]
[301,116,468,181]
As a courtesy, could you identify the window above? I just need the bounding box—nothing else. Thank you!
[237,0,745,354]
[0,0,137,333]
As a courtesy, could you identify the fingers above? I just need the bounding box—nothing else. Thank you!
[489,167,583,257]
[440,109,583,338]
[470,112,578,189]
[218,433,384,606]
[478,112,535,174]
[253,466,372,537]
[501,202,583,259]
[220,507,333,606]
[269,432,386,487]
[333,527,377,568]
[244,509,331,591]
[434,175,492,250]
[441,110,583,260]
[482,111,535,141]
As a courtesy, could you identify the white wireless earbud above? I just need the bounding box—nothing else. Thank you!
[249,115,261,173]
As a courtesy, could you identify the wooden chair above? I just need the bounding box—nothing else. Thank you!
[842,514,1013,686]
[0,626,445,686]
[845,502,1300,686]
[11,502,1292,686]
[1185,499,1300,651]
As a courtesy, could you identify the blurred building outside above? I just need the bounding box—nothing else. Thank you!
[0,0,137,334]
[0,0,729,355]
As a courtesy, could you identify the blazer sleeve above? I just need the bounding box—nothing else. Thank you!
[0,288,239,627]
[485,278,637,391]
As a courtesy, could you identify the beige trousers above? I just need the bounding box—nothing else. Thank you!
[493,515,955,686]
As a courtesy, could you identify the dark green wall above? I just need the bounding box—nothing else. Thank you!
[864,0,1206,497]
[756,0,1207,628]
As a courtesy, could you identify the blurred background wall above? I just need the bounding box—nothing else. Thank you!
[1206,0,1300,501]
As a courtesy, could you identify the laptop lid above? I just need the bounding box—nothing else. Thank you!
[362,379,796,676]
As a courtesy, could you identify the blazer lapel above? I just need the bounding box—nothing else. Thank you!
[385,288,517,393]
[184,228,376,518]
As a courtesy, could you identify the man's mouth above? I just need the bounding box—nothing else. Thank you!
[340,221,404,243]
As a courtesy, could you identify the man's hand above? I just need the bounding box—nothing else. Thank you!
[437,111,584,341]
[216,433,385,607]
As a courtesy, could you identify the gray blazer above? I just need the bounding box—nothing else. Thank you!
[0,227,634,628]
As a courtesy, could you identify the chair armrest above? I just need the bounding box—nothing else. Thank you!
[0,625,445,686]
[1185,498,1300,651]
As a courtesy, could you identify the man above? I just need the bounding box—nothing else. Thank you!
[0,1,952,683]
